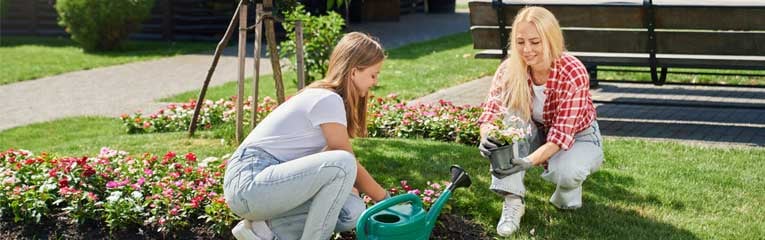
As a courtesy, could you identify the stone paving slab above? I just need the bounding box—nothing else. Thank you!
[0,54,267,131]
[412,77,765,147]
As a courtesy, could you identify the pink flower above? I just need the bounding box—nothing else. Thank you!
[424,189,435,196]
[2,177,15,185]
[144,168,153,176]
[86,192,99,201]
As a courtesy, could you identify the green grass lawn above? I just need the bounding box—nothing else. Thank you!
[162,32,500,102]
[597,66,765,86]
[0,36,215,85]
[1,118,762,239]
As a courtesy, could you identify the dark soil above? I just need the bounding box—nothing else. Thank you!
[336,213,491,240]
[0,212,225,240]
[1,213,488,240]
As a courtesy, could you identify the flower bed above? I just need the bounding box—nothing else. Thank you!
[368,94,482,146]
[121,94,484,145]
[0,148,235,235]
[1,148,455,237]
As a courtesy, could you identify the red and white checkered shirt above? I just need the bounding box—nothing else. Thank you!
[478,53,596,150]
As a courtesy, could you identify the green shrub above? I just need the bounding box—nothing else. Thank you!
[279,4,345,84]
[55,0,155,51]
[0,0,8,17]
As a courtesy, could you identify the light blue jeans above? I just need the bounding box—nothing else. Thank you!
[223,146,364,240]
[490,121,604,209]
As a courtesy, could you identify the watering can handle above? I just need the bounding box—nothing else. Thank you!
[355,193,423,240]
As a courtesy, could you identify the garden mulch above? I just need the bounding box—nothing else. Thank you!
[0,213,220,240]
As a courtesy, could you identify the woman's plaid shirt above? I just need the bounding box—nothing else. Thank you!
[478,53,597,150]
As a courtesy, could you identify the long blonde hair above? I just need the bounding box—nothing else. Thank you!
[501,6,565,121]
[307,32,385,138]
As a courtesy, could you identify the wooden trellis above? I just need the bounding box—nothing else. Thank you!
[188,0,306,143]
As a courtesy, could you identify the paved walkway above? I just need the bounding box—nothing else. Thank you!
[0,11,470,131]
[413,78,765,147]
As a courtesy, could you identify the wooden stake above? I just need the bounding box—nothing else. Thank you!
[296,20,305,90]
[188,1,242,137]
[264,0,285,103]
[235,1,248,143]
[251,4,263,129]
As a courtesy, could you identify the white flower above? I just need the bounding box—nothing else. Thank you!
[131,191,143,199]
[198,157,219,168]
[106,191,123,203]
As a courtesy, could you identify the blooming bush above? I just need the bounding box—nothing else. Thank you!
[0,148,237,235]
[120,96,277,134]
[486,116,534,145]
[367,94,483,145]
[122,94,486,146]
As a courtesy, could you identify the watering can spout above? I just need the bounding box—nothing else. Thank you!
[426,165,471,226]
[448,165,472,191]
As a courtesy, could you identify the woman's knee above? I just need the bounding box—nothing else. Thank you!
[324,150,357,177]
[548,168,588,189]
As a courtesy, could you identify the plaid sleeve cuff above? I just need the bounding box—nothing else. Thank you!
[547,127,575,150]
[477,111,496,125]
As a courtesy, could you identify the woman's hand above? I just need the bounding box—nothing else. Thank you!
[527,142,561,166]
[478,136,501,159]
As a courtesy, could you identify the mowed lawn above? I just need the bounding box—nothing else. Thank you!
[0,36,214,85]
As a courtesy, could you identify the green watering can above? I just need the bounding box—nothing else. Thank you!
[356,165,472,240]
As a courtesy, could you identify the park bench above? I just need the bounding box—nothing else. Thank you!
[467,0,765,86]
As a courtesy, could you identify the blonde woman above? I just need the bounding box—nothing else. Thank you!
[224,32,389,240]
[477,7,604,236]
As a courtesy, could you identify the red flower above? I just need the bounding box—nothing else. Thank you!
[164,151,176,161]
[82,165,96,178]
[58,177,69,188]
[184,152,197,162]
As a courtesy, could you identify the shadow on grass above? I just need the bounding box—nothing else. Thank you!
[354,138,698,239]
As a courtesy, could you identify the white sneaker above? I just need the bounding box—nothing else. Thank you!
[232,219,274,240]
[496,195,525,237]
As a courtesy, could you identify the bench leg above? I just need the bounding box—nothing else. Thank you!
[650,66,668,86]
[586,64,598,89]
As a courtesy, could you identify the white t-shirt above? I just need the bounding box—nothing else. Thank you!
[239,88,347,161]
[531,83,547,123]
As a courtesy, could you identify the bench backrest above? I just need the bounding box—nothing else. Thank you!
[469,0,765,57]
